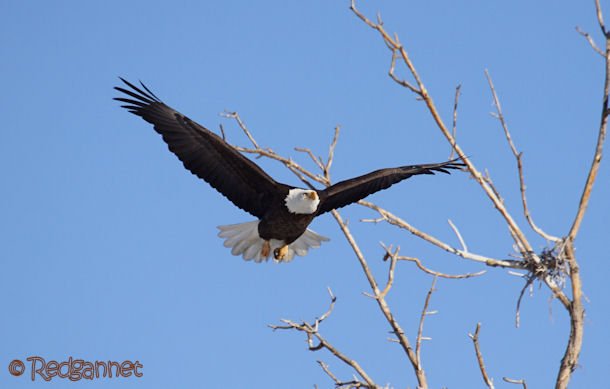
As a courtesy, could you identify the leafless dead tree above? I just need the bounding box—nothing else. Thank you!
[221,1,607,387]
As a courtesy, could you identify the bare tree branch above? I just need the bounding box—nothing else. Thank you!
[233,145,326,186]
[416,277,438,366]
[331,210,428,388]
[576,26,605,56]
[317,361,341,386]
[325,126,341,179]
[270,290,377,388]
[388,49,419,93]
[396,255,486,280]
[221,111,260,149]
[503,376,528,389]
[377,243,399,299]
[449,84,462,160]
[447,219,468,252]
[595,0,607,36]
[469,323,495,389]
[360,200,525,269]
[515,275,536,328]
[567,36,609,241]
[379,242,486,279]
[555,243,585,389]
[295,146,326,172]
[485,70,561,243]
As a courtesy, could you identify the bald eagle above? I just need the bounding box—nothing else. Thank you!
[114,78,464,262]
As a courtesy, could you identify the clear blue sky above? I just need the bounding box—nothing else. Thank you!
[1,1,608,387]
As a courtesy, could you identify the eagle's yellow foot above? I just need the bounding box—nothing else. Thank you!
[273,245,289,260]
[261,240,271,259]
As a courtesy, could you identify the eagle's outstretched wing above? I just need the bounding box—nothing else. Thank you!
[114,78,284,218]
[316,161,464,215]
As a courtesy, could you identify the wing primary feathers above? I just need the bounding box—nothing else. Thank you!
[113,88,154,106]
[138,80,161,100]
[114,78,285,218]
[116,77,160,103]
[114,97,147,108]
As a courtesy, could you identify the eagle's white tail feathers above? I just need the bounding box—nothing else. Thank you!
[217,221,329,263]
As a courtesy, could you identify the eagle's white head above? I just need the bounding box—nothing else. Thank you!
[285,188,320,214]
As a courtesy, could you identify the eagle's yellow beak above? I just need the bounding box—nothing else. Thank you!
[307,191,318,200]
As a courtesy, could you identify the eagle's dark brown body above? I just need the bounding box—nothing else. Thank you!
[259,206,316,245]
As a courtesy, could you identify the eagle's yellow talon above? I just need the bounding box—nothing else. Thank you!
[274,245,289,260]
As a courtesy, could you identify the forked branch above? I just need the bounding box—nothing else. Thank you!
[270,289,377,388]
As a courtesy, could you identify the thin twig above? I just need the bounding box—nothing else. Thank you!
[515,275,536,328]
[233,145,327,186]
[388,49,420,93]
[295,147,325,172]
[485,70,560,242]
[317,361,341,386]
[379,242,485,279]
[397,255,486,280]
[469,323,495,389]
[325,126,341,179]
[416,277,438,365]
[222,111,260,149]
[481,169,506,210]
[503,376,528,389]
[576,26,605,56]
[449,84,462,159]
[485,70,518,156]
[378,243,399,299]
[448,219,468,252]
[316,287,337,327]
